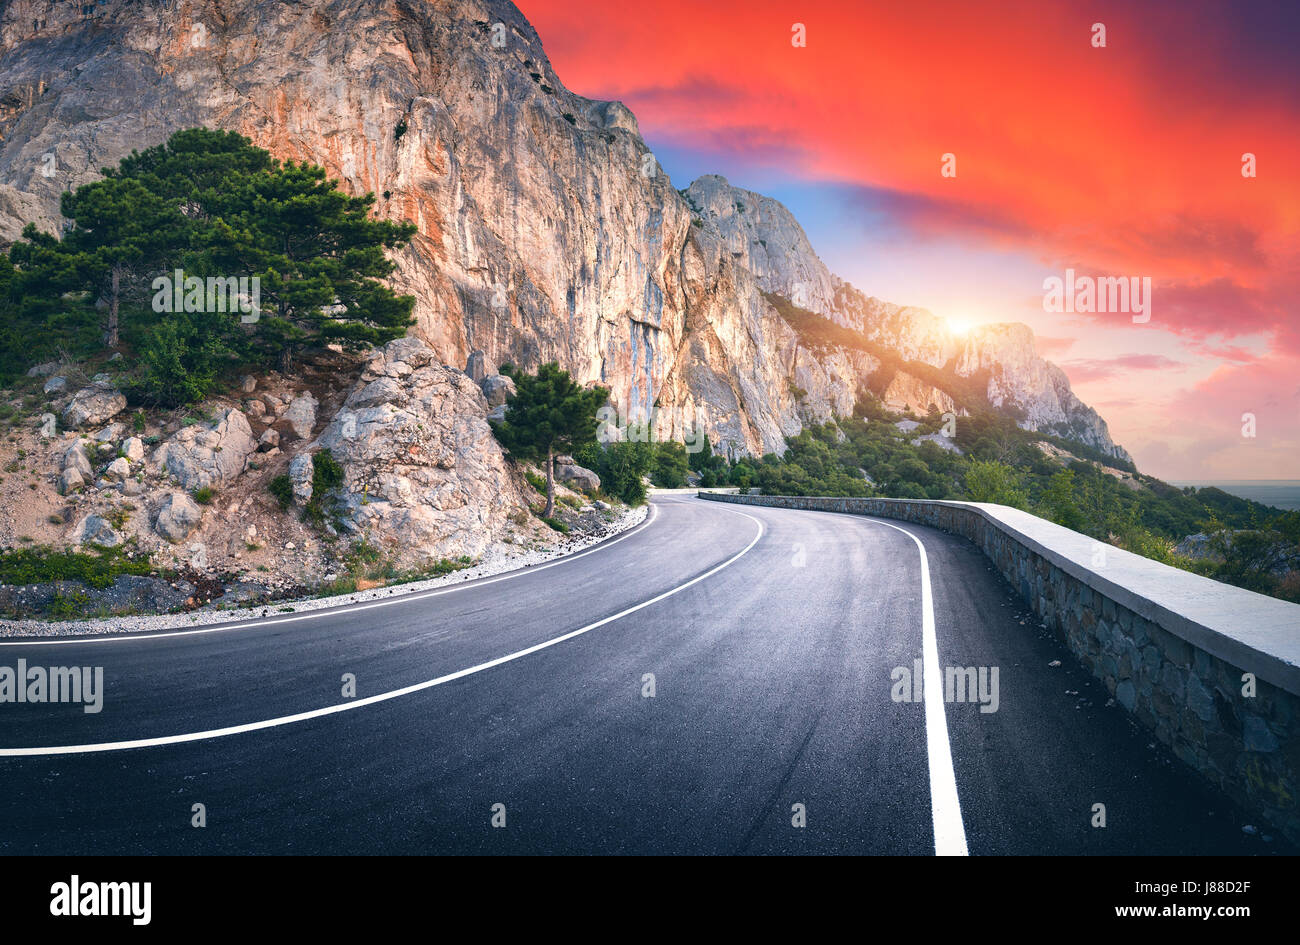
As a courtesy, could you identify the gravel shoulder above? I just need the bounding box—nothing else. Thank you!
[0,504,648,638]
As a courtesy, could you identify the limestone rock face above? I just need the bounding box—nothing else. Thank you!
[882,371,958,417]
[0,0,1129,465]
[311,337,533,565]
[956,324,1132,463]
[152,409,257,490]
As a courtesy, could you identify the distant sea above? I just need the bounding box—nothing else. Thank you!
[1167,480,1300,511]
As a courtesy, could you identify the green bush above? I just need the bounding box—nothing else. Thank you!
[191,486,215,505]
[268,474,294,510]
[0,545,153,589]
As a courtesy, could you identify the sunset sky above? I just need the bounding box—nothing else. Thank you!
[517,0,1299,481]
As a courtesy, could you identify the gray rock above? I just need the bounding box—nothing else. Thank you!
[57,466,85,495]
[62,384,126,429]
[556,462,601,493]
[71,514,121,547]
[152,408,257,490]
[122,436,145,462]
[94,422,124,442]
[38,413,57,437]
[43,375,67,395]
[481,373,516,408]
[289,452,314,506]
[240,375,258,393]
[119,478,144,496]
[27,360,59,377]
[465,349,495,383]
[103,456,131,481]
[282,392,318,439]
[154,492,204,542]
[486,404,507,423]
[258,427,280,450]
[62,442,93,478]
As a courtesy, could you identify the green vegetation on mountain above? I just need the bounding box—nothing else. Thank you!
[667,396,1298,602]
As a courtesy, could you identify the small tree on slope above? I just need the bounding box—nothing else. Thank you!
[490,362,608,518]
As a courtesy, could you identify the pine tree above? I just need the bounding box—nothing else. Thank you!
[490,363,608,517]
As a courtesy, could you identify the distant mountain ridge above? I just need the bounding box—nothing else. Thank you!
[0,0,1130,464]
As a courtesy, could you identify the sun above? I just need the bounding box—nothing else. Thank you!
[946,316,974,336]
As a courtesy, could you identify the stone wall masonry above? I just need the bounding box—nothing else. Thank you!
[699,491,1300,843]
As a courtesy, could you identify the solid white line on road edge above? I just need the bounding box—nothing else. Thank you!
[869,518,970,857]
[0,506,765,756]
[0,502,662,648]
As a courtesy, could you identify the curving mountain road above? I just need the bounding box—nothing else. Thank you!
[0,495,1285,855]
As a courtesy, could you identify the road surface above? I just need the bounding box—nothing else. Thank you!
[0,495,1286,854]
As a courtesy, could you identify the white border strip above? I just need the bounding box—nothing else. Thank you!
[864,518,969,856]
[0,503,661,647]
[0,508,765,756]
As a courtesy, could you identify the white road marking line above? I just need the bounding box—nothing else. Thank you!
[0,506,764,756]
[0,502,661,647]
[867,518,969,857]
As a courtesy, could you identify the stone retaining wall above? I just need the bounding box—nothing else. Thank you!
[700,491,1300,843]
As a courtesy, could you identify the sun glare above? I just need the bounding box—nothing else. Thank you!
[946,317,973,336]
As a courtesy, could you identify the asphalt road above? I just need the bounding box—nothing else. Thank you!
[0,495,1287,855]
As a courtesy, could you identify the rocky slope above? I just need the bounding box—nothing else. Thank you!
[0,0,1130,471]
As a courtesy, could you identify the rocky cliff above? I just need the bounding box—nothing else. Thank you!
[0,0,1130,464]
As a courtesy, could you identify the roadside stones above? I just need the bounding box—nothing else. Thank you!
[62,382,126,428]
[70,513,121,547]
[153,492,204,542]
[555,462,600,493]
[189,543,208,570]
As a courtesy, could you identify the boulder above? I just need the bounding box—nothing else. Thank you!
[57,466,84,495]
[555,463,601,493]
[103,457,131,481]
[240,375,258,393]
[38,413,56,437]
[27,360,59,377]
[258,427,280,450]
[480,373,516,408]
[289,452,314,506]
[43,376,67,396]
[152,409,257,490]
[465,349,495,383]
[282,392,318,439]
[122,436,145,462]
[62,442,93,478]
[71,514,121,547]
[154,492,204,542]
[486,404,507,424]
[94,422,124,442]
[62,383,126,429]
